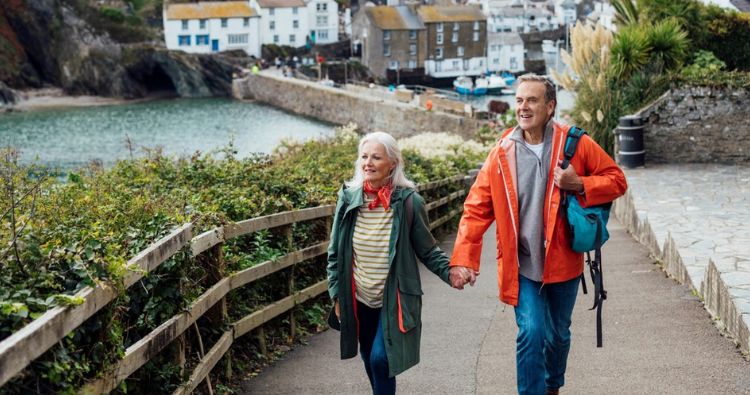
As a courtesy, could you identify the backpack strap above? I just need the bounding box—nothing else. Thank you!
[561,126,586,170]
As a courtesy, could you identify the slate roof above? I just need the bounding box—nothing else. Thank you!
[166,1,257,19]
[417,5,487,23]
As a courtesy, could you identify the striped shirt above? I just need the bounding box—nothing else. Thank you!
[353,194,394,308]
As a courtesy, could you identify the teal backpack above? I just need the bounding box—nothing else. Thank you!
[560,126,611,348]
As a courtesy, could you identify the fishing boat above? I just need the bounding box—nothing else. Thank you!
[501,71,516,86]
[453,76,474,95]
[473,77,489,95]
[486,74,507,95]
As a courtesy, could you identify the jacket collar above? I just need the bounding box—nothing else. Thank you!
[342,185,408,214]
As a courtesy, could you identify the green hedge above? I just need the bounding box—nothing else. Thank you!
[0,128,483,393]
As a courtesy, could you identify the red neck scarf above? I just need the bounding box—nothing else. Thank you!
[363,181,393,211]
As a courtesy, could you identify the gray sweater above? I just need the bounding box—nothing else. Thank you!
[510,120,554,282]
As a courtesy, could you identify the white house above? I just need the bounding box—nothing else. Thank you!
[555,0,577,26]
[486,31,524,73]
[163,1,261,57]
[488,4,559,33]
[586,1,616,31]
[306,0,339,44]
[250,0,310,46]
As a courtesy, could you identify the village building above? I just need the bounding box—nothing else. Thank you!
[486,31,524,73]
[306,0,340,44]
[250,0,310,47]
[163,1,261,57]
[418,5,488,79]
[352,5,426,81]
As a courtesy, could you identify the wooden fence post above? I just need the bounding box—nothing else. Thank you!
[283,225,296,342]
[205,243,230,381]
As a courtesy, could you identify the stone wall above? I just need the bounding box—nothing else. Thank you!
[233,74,482,139]
[636,86,750,164]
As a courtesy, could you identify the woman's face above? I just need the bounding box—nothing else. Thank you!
[360,141,395,188]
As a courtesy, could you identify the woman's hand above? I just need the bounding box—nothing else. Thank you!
[334,299,340,320]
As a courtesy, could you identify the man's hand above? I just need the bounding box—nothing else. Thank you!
[554,160,584,193]
[449,266,479,290]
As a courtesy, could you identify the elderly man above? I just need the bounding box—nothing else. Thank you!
[448,74,627,395]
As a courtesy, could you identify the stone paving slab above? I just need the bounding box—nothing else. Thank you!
[615,164,750,355]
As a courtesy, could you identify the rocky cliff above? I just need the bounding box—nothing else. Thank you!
[0,0,245,100]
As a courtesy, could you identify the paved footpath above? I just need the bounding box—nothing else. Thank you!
[240,220,750,394]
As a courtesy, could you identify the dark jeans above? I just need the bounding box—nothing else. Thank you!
[514,275,580,395]
[358,301,396,395]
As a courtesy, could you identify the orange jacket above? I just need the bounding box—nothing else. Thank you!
[450,122,627,306]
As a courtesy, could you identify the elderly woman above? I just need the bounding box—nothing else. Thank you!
[326,132,476,394]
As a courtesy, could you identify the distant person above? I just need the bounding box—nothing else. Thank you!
[275,57,281,69]
[327,132,475,395]
[251,63,260,75]
[449,74,627,395]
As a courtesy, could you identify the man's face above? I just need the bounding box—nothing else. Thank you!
[515,81,555,133]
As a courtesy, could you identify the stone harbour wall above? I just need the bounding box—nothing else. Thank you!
[232,74,482,139]
[636,86,750,164]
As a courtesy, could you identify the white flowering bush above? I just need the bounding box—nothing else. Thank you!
[398,132,489,160]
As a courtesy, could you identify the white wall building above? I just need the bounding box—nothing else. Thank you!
[250,0,310,46]
[486,31,524,73]
[164,1,261,57]
[586,1,616,31]
[306,0,339,44]
[555,0,577,26]
[489,5,559,33]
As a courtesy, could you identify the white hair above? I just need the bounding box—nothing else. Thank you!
[346,131,415,189]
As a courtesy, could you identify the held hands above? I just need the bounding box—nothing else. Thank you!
[449,266,479,290]
[554,160,584,193]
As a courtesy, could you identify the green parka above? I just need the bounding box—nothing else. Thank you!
[326,185,452,377]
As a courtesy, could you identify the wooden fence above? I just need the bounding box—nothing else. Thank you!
[0,172,476,393]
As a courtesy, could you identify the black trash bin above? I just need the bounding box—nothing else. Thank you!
[616,115,645,168]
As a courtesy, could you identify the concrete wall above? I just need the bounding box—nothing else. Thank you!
[636,86,750,164]
[233,74,481,138]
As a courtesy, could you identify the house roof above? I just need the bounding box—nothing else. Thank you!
[417,5,487,23]
[488,31,523,45]
[365,6,425,30]
[166,1,257,20]
[256,0,306,8]
[730,0,750,12]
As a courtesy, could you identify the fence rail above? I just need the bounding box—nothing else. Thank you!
[0,172,475,392]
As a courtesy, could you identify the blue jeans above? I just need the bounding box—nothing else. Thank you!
[358,301,396,395]
[514,275,580,395]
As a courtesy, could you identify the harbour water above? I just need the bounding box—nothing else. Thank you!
[0,98,335,169]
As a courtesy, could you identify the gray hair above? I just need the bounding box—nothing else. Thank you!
[517,73,557,105]
[346,131,415,189]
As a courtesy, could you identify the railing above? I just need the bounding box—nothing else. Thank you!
[0,171,476,393]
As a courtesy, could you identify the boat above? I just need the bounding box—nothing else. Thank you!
[486,74,507,95]
[501,71,516,86]
[473,77,489,95]
[453,76,474,95]
[453,76,488,96]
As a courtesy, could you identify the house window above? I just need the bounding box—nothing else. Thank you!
[221,18,228,28]
[435,47,443,58]
[437,23,443,32]
[479,60,484,67]
[293,7,298,14]
[293,20,299,29]
[454,22,459,30]
[464,59,469,69]
[452,60,460,69]
[228,34,249,44]
[436,61,442,72]
[274,34,279,43]
[473,31,479,41]
[409,43,416,56]
[319,29,328,39]
[244,18,250,27]
[457,46,464,56]
[199,19,206,29]
[510,57,517,69]
[178,35,191,46]
[383,30,391,41]
[493,57,500,64]
[290,34,296,43]
[317,15,328,26]
[270,8,275,15]
[384,43,390,56]
[474,21,480,30]
[196,35,209,45]
[317,2,327,11]
[408,59,417,69]
[388,60,399,70]
[270,21,275,30]
[436,33,443,44]
[409,30,417,40]
[452,32,458,43]
[181,20,188,30]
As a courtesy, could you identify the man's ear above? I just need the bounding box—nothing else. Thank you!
[546,100,556,118]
